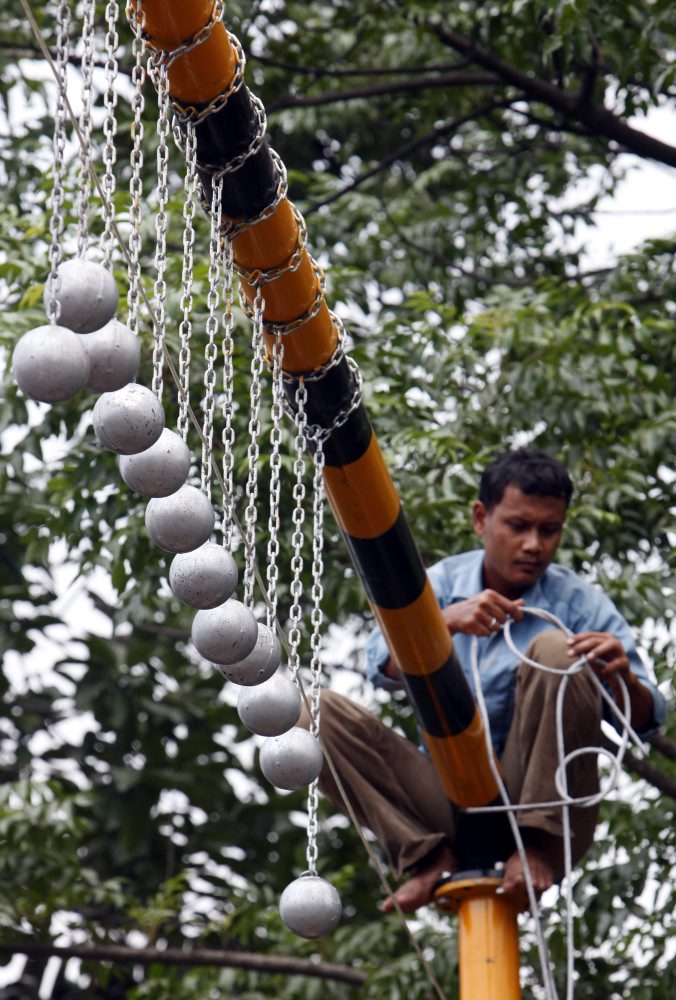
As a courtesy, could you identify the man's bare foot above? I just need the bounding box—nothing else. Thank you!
[381,844,457,914]
[501,835,557,897]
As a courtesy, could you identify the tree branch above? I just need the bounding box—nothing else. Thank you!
[432,23,676,167]
[0,941,367,987]
[252,54,472,78]
[268,72,500,112]
[602,735,676,800]
[304,97,515,215]
[652,732,676,762]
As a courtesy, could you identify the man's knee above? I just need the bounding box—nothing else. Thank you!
[519,629,600,717]
[525,629,575,673]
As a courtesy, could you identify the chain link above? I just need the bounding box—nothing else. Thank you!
[220,236,236,550]
[45,0,71,325]
[170,31,245,126]
[127,6,146,337]
[198,93,267,176]
[151,59,170,399]
[287,379,308,684]
[243,283,265,608]
[217,149,288,240]
[76,0,95,258]
[285,356,364,448]
[306,439,326,874]
[200,176,223,501]
[265,333,284,629]
[101,0,119,269]
[177,122,197,440]
[240,258,325,337]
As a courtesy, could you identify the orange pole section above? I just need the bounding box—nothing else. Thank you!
[436,877,522,1000]
[141,0,237,103]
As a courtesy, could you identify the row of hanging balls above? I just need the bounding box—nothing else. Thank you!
[12,257,342,940]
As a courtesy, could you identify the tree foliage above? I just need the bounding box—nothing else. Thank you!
[0,1,674,997]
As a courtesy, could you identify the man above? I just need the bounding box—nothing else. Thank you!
[302,449,667,913]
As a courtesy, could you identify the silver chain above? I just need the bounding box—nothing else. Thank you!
[243,283,265,608]
[220,237,236,550]
[266,333,284,629]
[200,177,223,501]
[101,0,119,269]
[177,122,197,441]
[127,6,145,337]
[287,379,308,684]
[76,0,95,258]
[306,439,326,874]
[151,58,170,399]
[45,0,71,325]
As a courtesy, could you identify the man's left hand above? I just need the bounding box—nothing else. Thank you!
[566,631,654,730]
[566,631,630,680]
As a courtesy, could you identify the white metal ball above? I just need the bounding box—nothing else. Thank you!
[191,599,258,664]
[260,727,323,790]
[236,671,301,736]
[80,318,140,392]
[145,484,215,553]
[12,324,90,403]
[280,874,342,939]
[169,543,238,609]
[45,258,119,333]
[92,383,165,455]
[119,428,190,498]
[220,623,281,686]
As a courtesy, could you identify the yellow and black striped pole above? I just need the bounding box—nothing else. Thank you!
[132,0,501,813]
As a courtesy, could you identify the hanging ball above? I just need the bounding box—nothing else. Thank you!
[119,428,190,498]
[12,324,90,403]
[92,383,165,455]
[145,484,215,553]
[169,543,238,609]
[45,258,119,333]
[80,318,140,392]
[220,623,281,686]
[191,599,258,664]
[260,727,323,790]
[280,874,342,939]
[236,671,301,736]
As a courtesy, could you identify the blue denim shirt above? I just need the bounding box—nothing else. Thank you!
[365,550,667,755]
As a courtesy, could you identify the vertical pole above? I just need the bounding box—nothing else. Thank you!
[435,874,522,1000]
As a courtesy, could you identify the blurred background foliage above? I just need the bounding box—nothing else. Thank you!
[0,0,674,996]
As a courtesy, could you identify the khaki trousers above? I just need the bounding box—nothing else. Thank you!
[300,631,601,880]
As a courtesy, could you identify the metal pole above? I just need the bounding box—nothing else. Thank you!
[435,874,522,1000]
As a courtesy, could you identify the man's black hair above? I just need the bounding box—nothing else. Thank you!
[479,448,573,510]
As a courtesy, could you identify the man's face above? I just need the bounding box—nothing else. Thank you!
[472,483,567,597]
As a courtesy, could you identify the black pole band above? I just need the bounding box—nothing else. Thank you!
[177,85,279,219]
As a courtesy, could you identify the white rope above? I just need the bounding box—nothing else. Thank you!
[468,606,646,1000]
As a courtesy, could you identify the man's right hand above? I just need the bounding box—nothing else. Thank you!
[441,590,525,637]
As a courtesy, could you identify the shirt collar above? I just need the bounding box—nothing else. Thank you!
[451,550,552,604]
